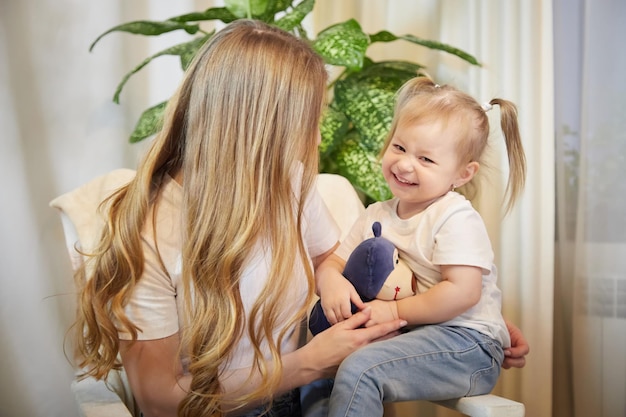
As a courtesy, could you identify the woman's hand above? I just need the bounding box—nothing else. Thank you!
[363,299,399,327]
[303,307,407,378]
[502,320,530,369]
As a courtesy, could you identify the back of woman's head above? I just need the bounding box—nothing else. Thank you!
[151,19,329,255]
[383,76,526,212]
[175,19,326,200]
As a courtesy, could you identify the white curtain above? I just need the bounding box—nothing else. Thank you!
[553,1,626,417]
[1,1,552,416]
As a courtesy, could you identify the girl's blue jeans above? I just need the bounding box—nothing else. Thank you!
[301,325,503,417]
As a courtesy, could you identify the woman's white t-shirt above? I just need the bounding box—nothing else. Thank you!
[119,173,340,370]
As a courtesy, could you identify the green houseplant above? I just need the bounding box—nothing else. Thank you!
[91,0,479,202]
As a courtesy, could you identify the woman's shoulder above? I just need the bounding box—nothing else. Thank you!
[144,174,183,275]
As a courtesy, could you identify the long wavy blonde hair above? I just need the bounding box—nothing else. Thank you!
[381,76,526,213]
[74,19,328,416]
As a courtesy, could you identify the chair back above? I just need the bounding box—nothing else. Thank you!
[50,169,138,417]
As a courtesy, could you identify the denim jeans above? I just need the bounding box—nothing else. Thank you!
[239,388,301,417]
[303,325,503,417]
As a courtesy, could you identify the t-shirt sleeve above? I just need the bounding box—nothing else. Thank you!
[118,247,180,341]
[304,187,342,258]
[119,179,182,341]
[431,204,493,273]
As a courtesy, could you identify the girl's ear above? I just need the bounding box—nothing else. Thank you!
[455,161,480,187]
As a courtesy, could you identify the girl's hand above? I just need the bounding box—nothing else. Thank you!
[315,253,365,325]
[363,299,399,327]
[319,273,365,325]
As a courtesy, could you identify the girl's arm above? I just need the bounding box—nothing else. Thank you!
[366,264,483,326]
[313,241,364,323]
[311,242,340,268]
[315,252,366,324]
[120,310,407,417]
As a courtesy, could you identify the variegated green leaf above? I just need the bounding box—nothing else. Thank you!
[370,30,480,66]
[129,101,167,143]
[312,19,369,71]
[333,130,392,202]
[362,60,424,75]
[292,23,310,41]
[90,21,200,52]
[275,0,315,32]
[113,35,212,103]
[167,7,239,24]
[179,35,214,69]
[269,0,295,15]
[225,0,270,19]
[319,106,349,157]
[334,62,421,153]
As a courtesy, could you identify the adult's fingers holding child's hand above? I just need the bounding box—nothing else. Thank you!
[349,289,366,312]
[308,308,407,378]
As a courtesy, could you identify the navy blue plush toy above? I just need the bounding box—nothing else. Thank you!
[309,222,415,335]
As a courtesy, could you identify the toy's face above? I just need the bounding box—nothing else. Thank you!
[376,249,416,300]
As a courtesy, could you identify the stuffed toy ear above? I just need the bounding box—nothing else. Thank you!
[343,222,396,300]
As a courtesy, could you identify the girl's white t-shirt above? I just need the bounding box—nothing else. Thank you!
[336,191,511,348]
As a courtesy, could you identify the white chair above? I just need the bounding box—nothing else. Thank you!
[51,170,524,417]
[51,169,137,417]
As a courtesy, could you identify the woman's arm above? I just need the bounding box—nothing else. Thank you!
[120,310,407,417]
[120,334,189,417]
[222,307,404,396]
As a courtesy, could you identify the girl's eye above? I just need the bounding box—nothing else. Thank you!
[420,156,434,163]
[393,144,406,152]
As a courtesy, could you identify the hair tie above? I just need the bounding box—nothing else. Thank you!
[481,102,493,112]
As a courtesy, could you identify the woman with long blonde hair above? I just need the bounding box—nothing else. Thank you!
[73,19,407,417]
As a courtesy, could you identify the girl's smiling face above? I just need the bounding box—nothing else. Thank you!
[381,118,478,218]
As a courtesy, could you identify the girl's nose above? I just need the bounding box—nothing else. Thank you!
[396,155,414,172]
